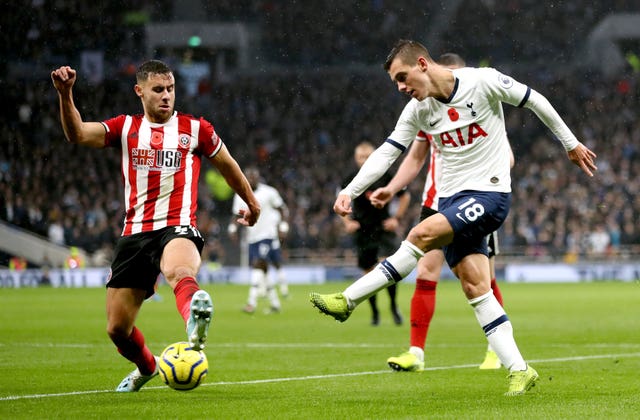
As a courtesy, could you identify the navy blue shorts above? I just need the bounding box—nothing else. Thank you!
[249,238,282,267]
[438,191,511,268]
[107,226,205,298]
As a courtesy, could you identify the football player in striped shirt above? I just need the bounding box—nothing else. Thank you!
[52,60,260,392]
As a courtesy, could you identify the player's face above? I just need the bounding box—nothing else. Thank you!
[354,146,373,167]
[246,169,260,189]
[135,72,175,123]
[387,57,427,100]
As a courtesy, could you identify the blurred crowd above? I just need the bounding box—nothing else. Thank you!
[1,0,639,267]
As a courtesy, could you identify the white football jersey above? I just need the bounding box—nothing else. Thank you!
[388,67,528,197]
[232,182,284,243]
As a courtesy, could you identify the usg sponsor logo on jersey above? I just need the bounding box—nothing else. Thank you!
[132,148,183,171]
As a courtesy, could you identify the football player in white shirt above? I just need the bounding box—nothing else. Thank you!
[229,167,289,314]
[310,40,597,396]
[375,53,511,372]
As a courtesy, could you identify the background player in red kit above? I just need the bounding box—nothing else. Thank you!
[51,60,260,392]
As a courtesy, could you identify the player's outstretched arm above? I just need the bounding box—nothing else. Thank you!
[51,66,106,148]
[523,89,596,176]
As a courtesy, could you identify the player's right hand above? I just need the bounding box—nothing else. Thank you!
[51,66,77,92]
[236,207,260,227]
[369,187,393,209]
[333,194,352,216]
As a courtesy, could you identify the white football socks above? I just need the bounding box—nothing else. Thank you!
[344,241,424,308]
[248,268,265,306]
[265,273,281,309]
[469,291,526,371]
[409,346,425,362]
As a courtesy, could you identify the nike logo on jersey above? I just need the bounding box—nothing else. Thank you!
[429,119,441,127]
[455,213,468,224]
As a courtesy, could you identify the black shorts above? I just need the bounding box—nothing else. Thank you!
[420,206,438,221]
[107,226,205,298]
[354,229,398,271]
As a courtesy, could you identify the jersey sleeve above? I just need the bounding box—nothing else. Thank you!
[479,68,531,108]
[198,118,223,158]
[101,115,127,148]
[388,100,423,149]
[481,68,579,151]
[415,130,429,142]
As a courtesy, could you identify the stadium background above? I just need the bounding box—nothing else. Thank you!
[1,0,639,278]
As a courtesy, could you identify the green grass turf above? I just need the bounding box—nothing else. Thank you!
[1,280,639,419]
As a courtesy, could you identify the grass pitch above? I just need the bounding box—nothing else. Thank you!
[1,280,639,419]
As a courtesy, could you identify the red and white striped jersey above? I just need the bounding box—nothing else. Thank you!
[102,111,223,236]
[415,130,442,211]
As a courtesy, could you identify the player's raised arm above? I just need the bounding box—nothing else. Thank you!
[51,66,107,148]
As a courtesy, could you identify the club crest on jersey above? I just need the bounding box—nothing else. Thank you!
[179,134,191,148]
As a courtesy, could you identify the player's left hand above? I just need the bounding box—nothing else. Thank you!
[568,143,597,177]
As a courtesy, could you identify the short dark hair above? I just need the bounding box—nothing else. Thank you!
[136,60,172,83]
[437,53,466,68]
[383,39,433,71]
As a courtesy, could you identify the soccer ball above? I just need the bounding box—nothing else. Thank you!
[158,341,208,391]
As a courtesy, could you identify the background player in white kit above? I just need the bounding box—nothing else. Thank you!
[229,166,289,314]
[51,60,260,392]
[373,53,513,372]
[310,40,597,396]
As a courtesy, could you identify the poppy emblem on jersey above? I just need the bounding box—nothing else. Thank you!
[150,130,164,148]
[448,108,459,122]
[498,73,513,89]
[179,134,191,148]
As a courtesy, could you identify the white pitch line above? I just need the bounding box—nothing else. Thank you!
[3,342,639,349]
[2,352,639,402]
